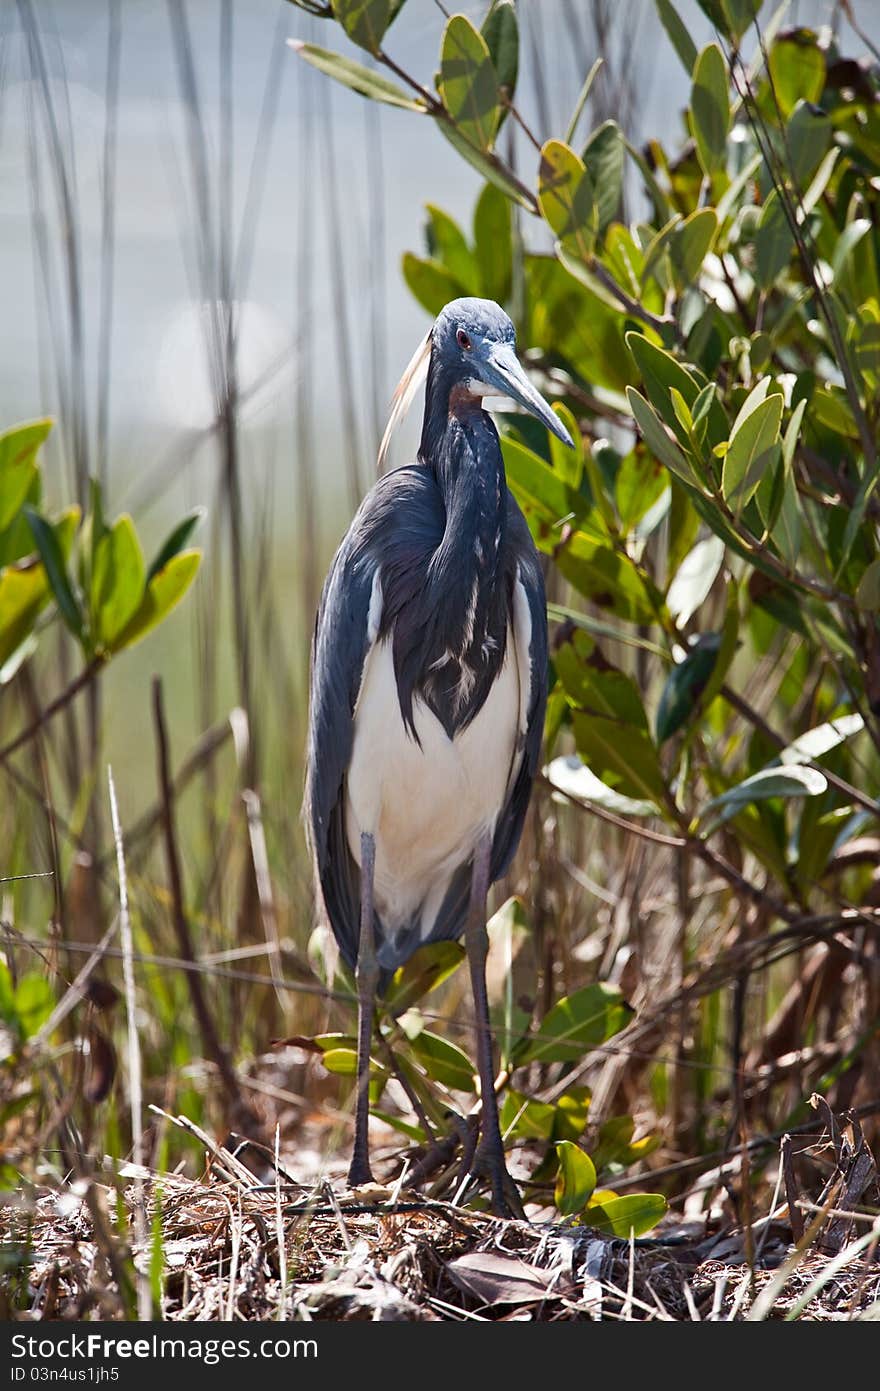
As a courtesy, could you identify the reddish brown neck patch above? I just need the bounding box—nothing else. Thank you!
[448,382,485,421]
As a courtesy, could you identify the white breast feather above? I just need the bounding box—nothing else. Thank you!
[344,591,531,949]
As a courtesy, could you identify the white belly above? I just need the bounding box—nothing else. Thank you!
[344,636,521,944]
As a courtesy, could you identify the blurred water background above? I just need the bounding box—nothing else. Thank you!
[0,0,873,827]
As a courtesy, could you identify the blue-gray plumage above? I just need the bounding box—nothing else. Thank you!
[305,297,572,1211]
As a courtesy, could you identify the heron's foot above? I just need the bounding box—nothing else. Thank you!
[347,1156,375,1188]
[469,1143,527,1221]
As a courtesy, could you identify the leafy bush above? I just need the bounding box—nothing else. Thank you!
[0,419,202,685]
[291,0,880,1221]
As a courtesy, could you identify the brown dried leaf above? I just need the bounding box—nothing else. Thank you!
[445,1251,567,1305]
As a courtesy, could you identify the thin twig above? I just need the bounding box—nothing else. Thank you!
[0,659,102,765]
[152,677,249,1123]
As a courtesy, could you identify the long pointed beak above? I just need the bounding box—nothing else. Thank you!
[479,343,574,447]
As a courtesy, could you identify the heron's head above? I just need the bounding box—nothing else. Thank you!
[431,297,573,447]
[378,296,573,469]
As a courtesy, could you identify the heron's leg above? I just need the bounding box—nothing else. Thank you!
[349,830,378,1187]
[465,833,525,1220]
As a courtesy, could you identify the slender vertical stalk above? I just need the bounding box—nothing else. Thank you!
[107,766,149,1320]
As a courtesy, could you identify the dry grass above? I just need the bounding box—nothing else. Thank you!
[3,1105,878,1323]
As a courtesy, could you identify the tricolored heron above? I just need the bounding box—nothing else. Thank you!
[305,297,572,1215]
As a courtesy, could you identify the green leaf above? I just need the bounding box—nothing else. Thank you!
[147,508,205,583]
[24,506,85,643]
[0,509,78,668]
[83,476,109,594]
[526,254,633,392]
[481,0,518,102]
[550,404,583,489]
[667,534,725,625]
[615,446,668,531]
[812,386,858,440]
[402,253,466,316]
[565,57,604,145]
[108,550,200,654]
[694,1,727,28]
[623,135,672,225]
[582,121,624,233]
[787,100,831,186]
[500,433,590,540]
[472,182,512,302]
[385,940,465,1014]
[500,1089,556,1142]
[547,603,669,659]
[766,396,806,565]
[769,31,825,118]
[425,204,477,289]
[656,634,722,743]
[554,242,633,314]
[438,14,499,152]
[556,531,663,625]
[586,1192,667,1237]
[0,563,50,670]
[546,753,660,818]
[668,208,717,288]
[329,0,399,56]
[721,392,783,509]
[721,0,762,39]
[775,713,863,765]
[655,0,698,75]
[556,643,648,729]
[312,1031,357,1054]
[410,1030,475,1092]
[690,43,730,177]
[716,151,762,224]
[555,1142,597,1216]
[856,559,880,612]
[0,960,15,1018]
[795,806,852,889]
[289,41,426,110]
[640,213,681,291]
[626,331,726,446]
[603,222,647,300]
[831,218,873,290]
[626,388,703,490]
[92,516,146,649]
[0,419,51,531]
[436,119,532,207]
[592,1115,661,1170]
[13,974,54,1039]
[538,139,597,261]
[572,712,669,807]
[754,191,794,288]
[518,982,634,1065]
[698,764,828,834]
[553,1086,593,1141]
[321,1046,388,1081]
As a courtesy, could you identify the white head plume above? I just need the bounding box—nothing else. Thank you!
[377,326,432,473]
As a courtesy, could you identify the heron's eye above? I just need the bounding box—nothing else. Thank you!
[456,328,472,351]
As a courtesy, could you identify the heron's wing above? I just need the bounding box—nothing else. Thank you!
[491,495,548,879]
[305,466,444,969]
[304,506,379,972]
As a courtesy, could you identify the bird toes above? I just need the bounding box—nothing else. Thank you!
[469,1144,526,1222]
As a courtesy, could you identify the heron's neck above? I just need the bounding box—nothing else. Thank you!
[419,359,506,570]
